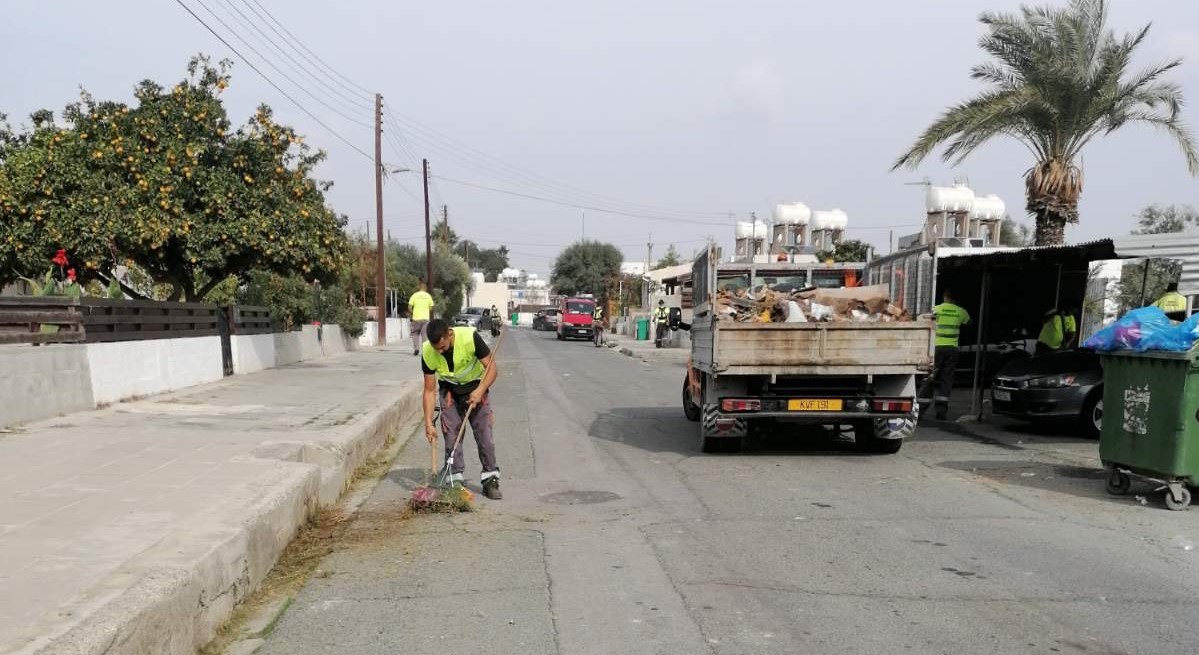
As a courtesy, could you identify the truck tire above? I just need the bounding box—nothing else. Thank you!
[853,418,911,454]
[682,376,701,422]
[700,405,744,453]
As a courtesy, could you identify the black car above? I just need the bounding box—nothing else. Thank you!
[532,308,560,332]
[991,350,1103,438]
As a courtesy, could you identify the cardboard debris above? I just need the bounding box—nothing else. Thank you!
[716,283,912,324]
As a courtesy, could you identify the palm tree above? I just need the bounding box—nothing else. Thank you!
[893,0,1198,245]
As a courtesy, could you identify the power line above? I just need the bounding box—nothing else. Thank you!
[185,0,371,129]
[431,174,731,227]
[172,0,373,161]
[238,0,375,104]
[382,108,726,220]
[245,0,375,96]
[211,0,372,115]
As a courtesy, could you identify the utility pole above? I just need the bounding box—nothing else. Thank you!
[423,158,433,292]
[440,205,449,248]
[581,210,585,240]
[644,234,653,308]
[374,93,386,343]
[749,211,758,293]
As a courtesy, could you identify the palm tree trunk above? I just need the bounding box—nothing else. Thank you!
[1033,210,1068,246]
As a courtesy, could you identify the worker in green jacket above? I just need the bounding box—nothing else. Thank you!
[919,289,971,421]
[1036,307,1077,355]
[1154,282,1188,321]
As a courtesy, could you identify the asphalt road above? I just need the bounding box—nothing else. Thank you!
[260,327,1199,655]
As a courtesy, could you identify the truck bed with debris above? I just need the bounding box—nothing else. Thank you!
[682,247,934,454]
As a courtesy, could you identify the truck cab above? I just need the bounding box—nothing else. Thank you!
[557,296,596,341]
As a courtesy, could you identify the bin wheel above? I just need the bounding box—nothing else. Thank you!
[1164,487,1191,511]
[1104,469,1131,496]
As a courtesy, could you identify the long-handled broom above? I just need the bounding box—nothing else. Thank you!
[409,330,506,512]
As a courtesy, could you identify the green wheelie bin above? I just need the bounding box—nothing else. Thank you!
[1099,350,1199,510]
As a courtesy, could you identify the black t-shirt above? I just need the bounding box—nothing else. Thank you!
[422,332,492,396]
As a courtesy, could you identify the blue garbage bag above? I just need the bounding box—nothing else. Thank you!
[1141,312,1199,352]
[1082,306,1176,352]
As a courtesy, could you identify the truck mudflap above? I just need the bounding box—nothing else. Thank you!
[871,416,917,440]
[701,405,746,438]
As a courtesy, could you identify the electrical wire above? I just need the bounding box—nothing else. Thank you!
[211,0,372,115]
[186,0,372,129]
[239,0,376,104]
[382,107,726,220]
[246,0,375,96]
[431,175,731,227]
[172,0,374,161]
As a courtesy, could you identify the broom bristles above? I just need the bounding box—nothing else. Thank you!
[408,484,474,513]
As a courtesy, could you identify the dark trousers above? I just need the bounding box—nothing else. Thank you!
[440,391,498,482]
[919,346,958,418]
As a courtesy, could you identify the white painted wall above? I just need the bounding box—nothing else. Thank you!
[87,336,224,406]
[358,319,410,347]
[230,334,277,375]
[0,345,94,428]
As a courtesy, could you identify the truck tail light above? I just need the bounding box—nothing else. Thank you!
[872,399,913,413]
[721,399,761,412]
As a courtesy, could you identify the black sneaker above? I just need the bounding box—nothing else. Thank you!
[413,349,419,356]
[482,478,503,500]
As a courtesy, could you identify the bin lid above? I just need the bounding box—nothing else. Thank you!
[1099,349,1199,362]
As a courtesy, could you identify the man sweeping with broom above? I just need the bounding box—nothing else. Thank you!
[421,319,503,500]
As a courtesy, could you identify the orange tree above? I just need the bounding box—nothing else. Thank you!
[0,56,349,301]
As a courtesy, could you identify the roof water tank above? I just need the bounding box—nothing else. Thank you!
[771,202,812,225]
[810,209,849,231]
[969,194,1006,220]
[735,221,755,239]
[926,184,975,213]
[753,220,769,239]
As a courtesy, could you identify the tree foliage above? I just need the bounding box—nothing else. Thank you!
[655,244,682,269]
[237,270,367,336]
[0,55,349,300]
[893,0,1198,246]
[1117,204,1196,311]
[386,242,472,319]
[817,239,871,263]
[454,239,509,282]
[999,219,1033,247]
[551,240,622,297]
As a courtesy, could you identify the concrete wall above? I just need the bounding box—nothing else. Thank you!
[230,334,277,375]
[1,324,358,428]
[358,318,409,347]
[87,336,225,406]
[0,345,95,428]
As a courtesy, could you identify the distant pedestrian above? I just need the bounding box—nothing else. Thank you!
[919,289,970,421]
[408,280,435,356]
[421,319,502,499]
[593,302,607,347]
[653,299,670,348]
[1153,282,1188,322]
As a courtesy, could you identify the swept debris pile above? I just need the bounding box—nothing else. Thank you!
[716,283,912,323]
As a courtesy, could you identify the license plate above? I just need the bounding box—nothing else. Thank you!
[993,390,1012,402]
[788,398,843,411]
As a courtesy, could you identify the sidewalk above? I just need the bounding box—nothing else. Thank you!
[606,335,689,365]
[0,346,423,655]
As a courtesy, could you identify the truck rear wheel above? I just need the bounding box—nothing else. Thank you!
[682,376,701,422]
[853,418,910,454]
[700,405,744,453]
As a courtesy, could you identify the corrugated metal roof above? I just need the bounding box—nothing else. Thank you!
[1114,233,1199,296]
[938,239,1117,269]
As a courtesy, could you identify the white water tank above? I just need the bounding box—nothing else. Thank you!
[926,184,975,213]
[810,209,849,231]
[771,202,812,225]
[969,194,1006,220]
[735,221,756,239]
[753,220,768,239]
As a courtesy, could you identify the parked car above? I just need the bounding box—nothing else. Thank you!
[557,297,595,341]
[454,307,487,329]
[954,328,1035,386]
[991,349,1103,438]
[533,308,561,331]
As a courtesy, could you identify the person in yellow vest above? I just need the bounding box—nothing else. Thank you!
[1036,307,1077,355]
[407,280,435,356]
[421,319,502,499]
[653,300,671,348]
[592,303,607,348]
[1154,282,1188,321]
[919,289,971,421]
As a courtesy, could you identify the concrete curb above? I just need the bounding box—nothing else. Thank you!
[32,383,425,655]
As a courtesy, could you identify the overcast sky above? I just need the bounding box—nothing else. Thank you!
[3,0,1198,277]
